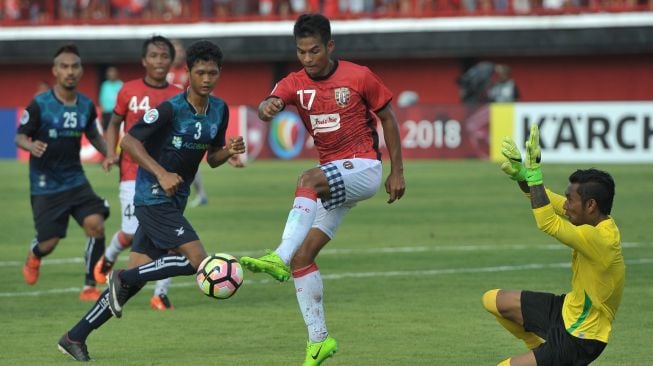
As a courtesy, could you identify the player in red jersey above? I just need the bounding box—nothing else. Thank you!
[98,35,181,311]
[240,13,405,365]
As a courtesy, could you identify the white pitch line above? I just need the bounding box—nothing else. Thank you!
[0,242,645,268]
[1,258,651,298]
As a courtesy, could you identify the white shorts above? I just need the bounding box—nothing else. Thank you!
[119,181,139,235]
[313,158,382,239]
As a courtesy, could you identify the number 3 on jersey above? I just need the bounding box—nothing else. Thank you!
[129,96,150,114]
[194,122,201,140]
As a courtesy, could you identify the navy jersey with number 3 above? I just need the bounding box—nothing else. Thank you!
[17,90,99,195]
[128,92,228,208]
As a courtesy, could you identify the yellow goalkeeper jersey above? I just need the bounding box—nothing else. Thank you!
[531,189,625,343]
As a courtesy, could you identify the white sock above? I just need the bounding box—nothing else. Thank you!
[105,231,130,262]
[293,263,327,343]
[154,278,171,296]
[275,188,318,265]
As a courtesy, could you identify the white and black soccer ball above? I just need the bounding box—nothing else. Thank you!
[196,253,244,299]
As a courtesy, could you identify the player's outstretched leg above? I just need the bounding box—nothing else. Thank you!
[150,278,174,310]
[303,336,338,366]
[240,251,290,282]
[109,254,195,316]
[242,188,317,282]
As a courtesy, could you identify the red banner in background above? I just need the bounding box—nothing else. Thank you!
[244,104,490,161]
[393,104,489,159]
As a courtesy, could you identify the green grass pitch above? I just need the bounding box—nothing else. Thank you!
[0,159,651,365]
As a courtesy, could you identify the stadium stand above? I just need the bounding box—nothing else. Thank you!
[1,0,652,25]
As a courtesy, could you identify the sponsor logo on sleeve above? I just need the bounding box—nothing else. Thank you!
[210,124,218,139]
[20,110,30,125]
[143,108,159,124]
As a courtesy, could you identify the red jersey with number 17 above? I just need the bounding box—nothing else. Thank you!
[113,79,181,181]
[270,60,393,165]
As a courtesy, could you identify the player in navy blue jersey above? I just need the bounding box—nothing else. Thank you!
[57,40,245,362]
[15,43,109,302]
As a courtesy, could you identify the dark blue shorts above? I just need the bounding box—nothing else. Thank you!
[131,203,199,259]
[31,182,109,242]
[521,291,606,366]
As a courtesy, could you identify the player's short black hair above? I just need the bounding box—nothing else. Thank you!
[569,168,615,215]
[186,40,223,70]
[53,43,80,60]
[142,35,175,61]
[294,13,331,45]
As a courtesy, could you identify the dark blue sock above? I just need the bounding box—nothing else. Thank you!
[68,283,145,343]
[119,255,195,286]
[68,290,112,342]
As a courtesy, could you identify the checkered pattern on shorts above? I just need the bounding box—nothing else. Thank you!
[319,162,346,210]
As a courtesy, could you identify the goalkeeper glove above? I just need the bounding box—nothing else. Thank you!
[524,124,543,186]
[500,136,526,181]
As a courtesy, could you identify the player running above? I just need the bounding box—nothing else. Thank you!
[58,40,245,362]
[240,13,406,366]
[15,43,109,301]
[98,35,181,311]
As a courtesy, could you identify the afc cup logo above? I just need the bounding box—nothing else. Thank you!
[334,87,350,108]
[143,108,159,124]
[210,124,218,139]
[20,110,30,125]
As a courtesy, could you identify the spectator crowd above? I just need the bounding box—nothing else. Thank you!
[1,0,651,24]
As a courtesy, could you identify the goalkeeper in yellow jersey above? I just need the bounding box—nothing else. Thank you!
[482,124,625,366]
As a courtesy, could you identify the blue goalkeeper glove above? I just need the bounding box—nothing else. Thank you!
[500,136,527,181]
[524,124,543,186]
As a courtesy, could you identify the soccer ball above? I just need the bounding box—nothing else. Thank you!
[196,253,244,299]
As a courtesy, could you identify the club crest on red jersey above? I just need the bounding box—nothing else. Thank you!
[334,87,350,108]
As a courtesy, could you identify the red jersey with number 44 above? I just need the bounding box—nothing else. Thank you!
[113,79,181,181]
[270,60,393,164]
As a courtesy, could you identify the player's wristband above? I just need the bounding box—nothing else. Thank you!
[526,168,543,187]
